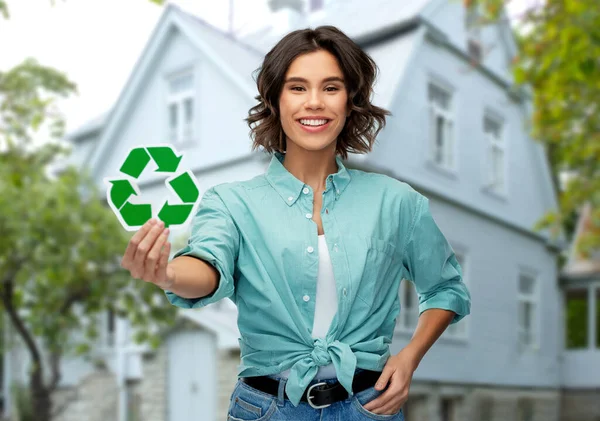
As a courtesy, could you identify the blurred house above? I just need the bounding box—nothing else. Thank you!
[5,0,593,420]
[559,202,600,421]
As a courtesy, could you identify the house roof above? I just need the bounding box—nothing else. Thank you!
[67,1,432,145]
[82,3,264,174]
[561,202,600,283]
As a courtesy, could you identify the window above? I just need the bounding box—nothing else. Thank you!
[441,397,462,421]
[444,251,467,338]
[428,83,455,169]
[565,288,588,349]
[167,70,195,145]
[517,273,538,349]
[517,399,534,421]
[465,3,482,62]
[484,115,505,193]
[397,280,419,332]
[477,396,493,421]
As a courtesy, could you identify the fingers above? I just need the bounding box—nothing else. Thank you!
[132,220,165,275]
[143,227,170,282]
[363,388,394,412]
[121,219,157,272]
[363,384,407,415]
[156,242,173,289]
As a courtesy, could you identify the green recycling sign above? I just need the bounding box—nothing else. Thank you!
[104,144,200,231]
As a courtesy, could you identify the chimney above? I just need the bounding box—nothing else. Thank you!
[267,0,307,35]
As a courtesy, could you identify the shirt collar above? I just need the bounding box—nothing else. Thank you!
[265,152,352,206]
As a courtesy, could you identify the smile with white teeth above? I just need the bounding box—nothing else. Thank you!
[299,119,329,126]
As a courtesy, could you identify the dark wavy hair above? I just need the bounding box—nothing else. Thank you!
[245,26,391,159]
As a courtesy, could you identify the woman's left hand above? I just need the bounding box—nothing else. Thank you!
[362,349,417,415]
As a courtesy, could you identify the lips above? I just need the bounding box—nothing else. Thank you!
[296,119,332,133]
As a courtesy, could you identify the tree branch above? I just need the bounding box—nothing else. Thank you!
[47,350,62,393]
[0,277,44,379]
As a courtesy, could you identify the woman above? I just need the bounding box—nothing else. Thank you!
[121,26,471,420]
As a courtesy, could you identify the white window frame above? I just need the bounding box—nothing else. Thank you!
[166,68,195,146]
[427,81,456,171]
[517,269,540,351]
[564,283,599,350]
[396,279,419,334]
[483,113,506,195]
[443,247,469,340]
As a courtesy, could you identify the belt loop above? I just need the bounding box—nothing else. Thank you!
[277,377,287,407]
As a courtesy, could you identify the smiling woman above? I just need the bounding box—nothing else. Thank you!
[246,25,390,159]
[152,24,471,421]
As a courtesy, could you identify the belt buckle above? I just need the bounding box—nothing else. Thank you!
[307,382,332,409]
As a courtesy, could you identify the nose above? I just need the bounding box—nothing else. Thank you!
[304,90,324,110]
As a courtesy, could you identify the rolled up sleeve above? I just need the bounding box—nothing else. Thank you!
[165,187,239,309]
[401,194,471,324]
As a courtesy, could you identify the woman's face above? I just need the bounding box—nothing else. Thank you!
[279,50,349,154]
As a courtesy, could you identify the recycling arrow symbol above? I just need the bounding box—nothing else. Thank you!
[104,144,200,231]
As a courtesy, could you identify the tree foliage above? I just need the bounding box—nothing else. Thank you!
[0,58,176,421]
[469,0,600,258]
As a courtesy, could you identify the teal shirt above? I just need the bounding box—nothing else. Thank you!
[166,152,471,407]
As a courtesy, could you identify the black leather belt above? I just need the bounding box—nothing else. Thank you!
[241,369,381,409]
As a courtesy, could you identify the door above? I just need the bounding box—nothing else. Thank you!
[168,329,216,421]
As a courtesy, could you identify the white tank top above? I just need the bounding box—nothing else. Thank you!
[277,234,338,379]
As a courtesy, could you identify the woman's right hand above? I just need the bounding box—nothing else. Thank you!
[121,218,175,290]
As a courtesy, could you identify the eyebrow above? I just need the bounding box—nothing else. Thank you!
[284,76,345,84]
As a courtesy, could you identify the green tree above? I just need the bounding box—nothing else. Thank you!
[0,59,177,421]
[470,0,600,258]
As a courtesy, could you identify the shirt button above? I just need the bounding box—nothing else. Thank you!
[307,246,314,253]
[334,244,338,252]
[343,288,347,296]
[303,295,310,302]
[336,190,340,195]
[288,196,293,201]
[306,213,312,219]
[303,187,309,194]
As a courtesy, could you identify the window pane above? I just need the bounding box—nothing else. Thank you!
[169,104,178,127]
[183,98,194,140]
[435,115,444,163]
[565,289,588,349]
[517,399,534,421]
[519,274,535,295]
[445,120,453,167]
[404,282,414,309]
[428,84,450,110]
[484,117,500,137]
[169,103,178,142]
[184,98,193,123]
[597,288,600,348]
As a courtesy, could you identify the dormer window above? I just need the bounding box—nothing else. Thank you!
[465,3,483,62]
[166,69,195,145]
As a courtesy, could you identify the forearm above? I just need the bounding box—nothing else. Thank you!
[400,308,455,370]
[163,256,219,299]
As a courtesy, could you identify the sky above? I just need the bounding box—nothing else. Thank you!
[0,0,532,145]
[0,0,271,143]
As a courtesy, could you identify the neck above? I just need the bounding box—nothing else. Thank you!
[282,144,338,193]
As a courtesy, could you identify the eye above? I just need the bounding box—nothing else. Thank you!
[291,86,305,91]
[325,86,339,92]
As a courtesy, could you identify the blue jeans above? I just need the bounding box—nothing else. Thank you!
[226,369,405,421]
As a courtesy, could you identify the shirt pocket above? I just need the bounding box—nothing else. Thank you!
[352,237,400,307]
